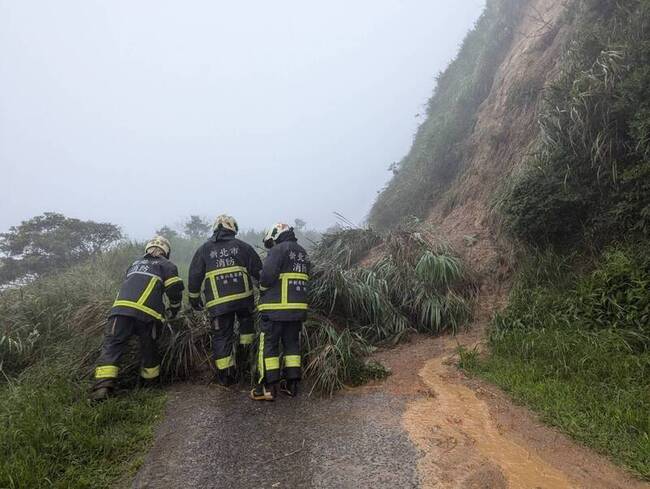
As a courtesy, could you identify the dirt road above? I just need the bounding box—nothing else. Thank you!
[132,333,647,489]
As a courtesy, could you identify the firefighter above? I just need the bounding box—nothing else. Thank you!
[90,236,184,401]
[188,215,263,386]
[251,223,310,401]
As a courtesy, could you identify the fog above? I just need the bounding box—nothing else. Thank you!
[1,0,484,238]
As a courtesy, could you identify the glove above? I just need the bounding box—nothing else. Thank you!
[190,297,204,311]
[167,305,181,319]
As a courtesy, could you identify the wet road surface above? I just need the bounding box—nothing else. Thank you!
[133,384,419,489]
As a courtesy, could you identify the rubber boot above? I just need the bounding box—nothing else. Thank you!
[280,379,299,397]
[250,383,276,401]
[89,379,115,402]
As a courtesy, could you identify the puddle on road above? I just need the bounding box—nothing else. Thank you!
[404,355,577,489]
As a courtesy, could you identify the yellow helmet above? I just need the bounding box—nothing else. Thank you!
[263,223,291,249]
[145,236,171,258]
[212,214,238,234]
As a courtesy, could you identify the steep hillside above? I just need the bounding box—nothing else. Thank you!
[370,0,529,232]
[371,0,570,273]
[372,0,649,271]
[427,0,569,272]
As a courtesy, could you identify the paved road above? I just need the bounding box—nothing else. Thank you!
[133,383,420,489]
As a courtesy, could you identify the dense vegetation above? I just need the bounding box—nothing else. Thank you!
[463,0,650,479]
[304,224,476,393]
[369,0,527,229]
[503,0,650,245]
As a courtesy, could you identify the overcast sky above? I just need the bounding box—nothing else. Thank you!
[1,1,484,239]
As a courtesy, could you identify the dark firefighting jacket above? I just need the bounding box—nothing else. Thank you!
[110,255,184,322]
[188,230,263,317]
[258,230,310,321]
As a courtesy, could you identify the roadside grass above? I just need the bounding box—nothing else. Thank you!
[0,371,165,489]
[0,244,167,489]
[460,242,650,478]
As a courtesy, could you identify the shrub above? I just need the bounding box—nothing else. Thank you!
[504,0,650,246]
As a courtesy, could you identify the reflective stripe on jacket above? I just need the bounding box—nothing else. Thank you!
[258,231,310,321]
[188,230,263,317]
[110,255,184,322]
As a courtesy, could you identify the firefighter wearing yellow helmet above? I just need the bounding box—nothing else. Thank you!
[188,215,263,386]
[90,236,184,401]
[251,223,310,401]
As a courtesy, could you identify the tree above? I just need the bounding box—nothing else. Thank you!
[294,218,307,231]
[156,225,178,239]
[183,215,210,239]
[0,212,122,283]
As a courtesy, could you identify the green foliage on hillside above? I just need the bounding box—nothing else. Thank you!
[461,242,650,478]
[0,245,137,377]
[369,0,527,229]
[464,1,650,477]
[504,0,650,245]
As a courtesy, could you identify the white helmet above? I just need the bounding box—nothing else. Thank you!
[212,214,238,234]
[145,236,171,258]
[263,223,291,249]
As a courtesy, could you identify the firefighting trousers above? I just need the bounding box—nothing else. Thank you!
[257,318,302,384]
[211,309,255,378]
[94,315,161,382]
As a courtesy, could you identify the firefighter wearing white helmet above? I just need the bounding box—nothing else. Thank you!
[145,236,171,257]
[212,214,238,234]
[188,215,263,386]
[90,236,184,401]
[252,224,310,401]
[262,223,291,249]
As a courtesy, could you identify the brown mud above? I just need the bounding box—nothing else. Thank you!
[367,332,648,489]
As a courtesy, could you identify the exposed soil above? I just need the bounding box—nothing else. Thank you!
[398,339,648,489]
[426,0,574,277]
